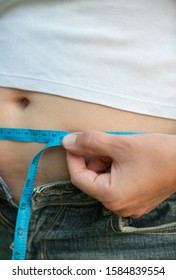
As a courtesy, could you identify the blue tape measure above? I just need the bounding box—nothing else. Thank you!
[0,128,143,260]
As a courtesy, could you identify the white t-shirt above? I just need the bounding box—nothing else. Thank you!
[0,0,176,119]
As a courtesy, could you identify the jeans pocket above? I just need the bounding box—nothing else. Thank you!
[111,193,176,234]
[40,203,114,260]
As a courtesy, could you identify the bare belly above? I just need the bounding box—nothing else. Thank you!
[0,87,176,203]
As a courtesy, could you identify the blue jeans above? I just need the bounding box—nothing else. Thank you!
[0,176,176,260]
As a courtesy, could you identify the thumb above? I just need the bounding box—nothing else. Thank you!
[62,130,121,158]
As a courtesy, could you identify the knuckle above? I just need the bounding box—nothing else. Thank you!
[130,210,145,219]
[110,204,144,218]
[114,211,127,217]
[130,214,143,219]
[81,131,98,153]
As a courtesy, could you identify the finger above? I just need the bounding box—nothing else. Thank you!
[63,130,125,158]
[86,156,112,173]
[66,152,111,201]
[114,205,155,219]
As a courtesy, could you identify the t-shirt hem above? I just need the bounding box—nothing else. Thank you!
[0,75,175,120]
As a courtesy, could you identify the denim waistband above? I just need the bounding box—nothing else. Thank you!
[32,180,98,211]
[1,177,176,260]
[0,176,98,218]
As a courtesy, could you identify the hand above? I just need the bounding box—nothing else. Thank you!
[63,131,176,218]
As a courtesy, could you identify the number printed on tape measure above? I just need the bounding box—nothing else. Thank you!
[0,128,144,260]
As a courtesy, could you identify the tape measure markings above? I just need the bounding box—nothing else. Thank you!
[12,132,72,260]
[0,128,144,260]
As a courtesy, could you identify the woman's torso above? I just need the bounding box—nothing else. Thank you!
[0,87,176,203]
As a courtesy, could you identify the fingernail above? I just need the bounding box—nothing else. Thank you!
[63,134,77,146]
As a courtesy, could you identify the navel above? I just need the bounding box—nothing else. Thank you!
[18,97,30,108]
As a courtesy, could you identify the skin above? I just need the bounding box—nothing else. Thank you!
[0,87,176,205]
[63,131,176,218]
